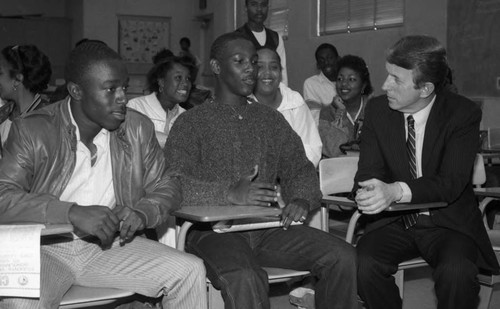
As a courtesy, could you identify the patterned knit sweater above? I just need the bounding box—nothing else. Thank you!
[164,100,321,209]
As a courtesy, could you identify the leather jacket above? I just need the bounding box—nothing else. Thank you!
[0,98,181,228]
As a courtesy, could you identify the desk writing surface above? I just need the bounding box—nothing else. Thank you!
[322,196,446,211]
[474,188,500,198]
[173,206,282,222]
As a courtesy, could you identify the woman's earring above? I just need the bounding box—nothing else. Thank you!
[159,86,163,93]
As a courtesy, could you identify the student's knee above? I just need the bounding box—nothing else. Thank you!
[433,257,478,285]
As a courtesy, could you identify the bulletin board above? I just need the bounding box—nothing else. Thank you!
[118,15,171,64]
[447,0,500,97]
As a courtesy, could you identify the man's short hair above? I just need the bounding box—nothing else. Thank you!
[180,37,191,47]
[210,32,251,62]
[65,42,122,85]
[386,35,449,92]
[314,43,339,61]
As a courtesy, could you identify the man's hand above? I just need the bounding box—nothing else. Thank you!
[281,199,309,230]
[355,179,403,214]
[227,165,278,206]
[68,205,120,249]
[112,205,146,245]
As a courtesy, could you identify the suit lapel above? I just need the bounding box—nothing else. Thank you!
[388,109,412,180]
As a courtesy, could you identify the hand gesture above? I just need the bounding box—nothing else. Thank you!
[227,165,278,206]
[355,179,403,214]
[280,198,309,230]
[68,205,120,249]
[112,205,146,245]
[332,95,346,110]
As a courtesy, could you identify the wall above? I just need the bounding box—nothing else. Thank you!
[78,0,198,55]
[284,0,447,95]
[190,0,447,96]
[0,0,66,17]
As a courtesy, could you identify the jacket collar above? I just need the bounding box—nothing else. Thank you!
[60,98,130,151]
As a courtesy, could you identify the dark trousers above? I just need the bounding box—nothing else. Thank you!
[186,225,358,309]
[357,215,480,309]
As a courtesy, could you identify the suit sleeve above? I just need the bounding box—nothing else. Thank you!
[353,100,388,191]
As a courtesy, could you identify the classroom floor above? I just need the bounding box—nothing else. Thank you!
[269,266,500,309]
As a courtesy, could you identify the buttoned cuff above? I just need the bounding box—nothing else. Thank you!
[395,182,412,203]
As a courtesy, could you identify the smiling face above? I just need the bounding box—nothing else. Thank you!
[74,59,129,132]
[246,0,269,26]
[214,38,258,97]
[158,63,192,107]
[0,54,17,101]
[336,67,365,104]
[382,62,427,113]
[255,48,281,96]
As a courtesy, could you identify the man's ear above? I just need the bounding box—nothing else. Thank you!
[210,59,220,75]
[67,82,83,100]
[420,82,435,98]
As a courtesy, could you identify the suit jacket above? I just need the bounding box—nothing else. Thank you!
[354,91,499,274]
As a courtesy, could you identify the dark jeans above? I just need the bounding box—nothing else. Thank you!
[357,215,480,309]
[186,224,357,309]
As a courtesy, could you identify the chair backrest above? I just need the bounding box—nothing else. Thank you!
[488,127,500,149]
[472,153,486,188]
[319,156,359,195]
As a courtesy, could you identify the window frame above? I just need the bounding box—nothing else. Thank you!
[317,0,405,36]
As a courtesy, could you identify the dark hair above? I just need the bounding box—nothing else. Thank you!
[336,55,373,95]
[180,37,191,47]
[256,47,282,69]
[314,43,339,61]
[152,48,174,65]
[1,45,52,94]
[65,42,122,85]
[386,35,448,92]
[147,56,195,93]
[75,38,107,48]
[210,32,250,61]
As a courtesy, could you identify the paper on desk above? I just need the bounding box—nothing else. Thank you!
[0,224,44,298]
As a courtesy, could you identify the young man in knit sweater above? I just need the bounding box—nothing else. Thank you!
[165,32,357,309]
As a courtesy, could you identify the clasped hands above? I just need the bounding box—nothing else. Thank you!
[227,165,309,229]
[355,179,403,214]
[68,203,146,249]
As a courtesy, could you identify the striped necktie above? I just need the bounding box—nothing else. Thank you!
[402,115,419,229]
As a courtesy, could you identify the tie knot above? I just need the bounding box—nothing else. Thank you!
[407,115,415,127]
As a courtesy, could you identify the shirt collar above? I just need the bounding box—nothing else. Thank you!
[405,95,436,127]
[67,98,109,142]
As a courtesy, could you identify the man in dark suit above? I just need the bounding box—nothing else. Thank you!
[354,35,499,309]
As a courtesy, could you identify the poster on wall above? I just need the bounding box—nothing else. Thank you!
[118,15,171,64]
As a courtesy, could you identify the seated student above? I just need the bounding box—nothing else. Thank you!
[303,43,339,125]
[0,42,206,309]
[354,35,499,309]
[128,57,194,148]
[165,32,357,309]
[253,47,322,167]
[318,55,373,157]
[0,45,52,152]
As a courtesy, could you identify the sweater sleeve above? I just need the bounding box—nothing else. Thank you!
[275,116,322,210]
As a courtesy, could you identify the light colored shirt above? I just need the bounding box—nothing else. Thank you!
[252,29,288,86]
[127,92,186,147]
[252,83,323,167]
[277,83,322,167]
[59,99,116,216]
[398,96,436,204]
[303,72,338,126]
